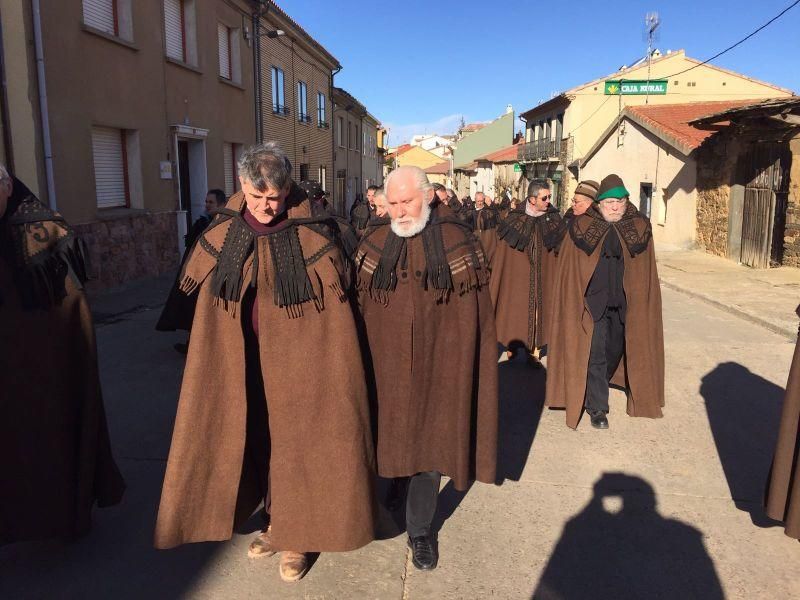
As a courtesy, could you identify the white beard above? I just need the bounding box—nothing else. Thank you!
[391,201,432,238]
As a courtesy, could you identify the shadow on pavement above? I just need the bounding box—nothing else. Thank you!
[496,357,545,484]
[532,472,724,600]
[701,362,785,527]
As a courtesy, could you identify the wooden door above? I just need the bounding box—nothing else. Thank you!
[737,142,791,268]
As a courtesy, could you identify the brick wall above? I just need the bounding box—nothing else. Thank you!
[74,211,179,290]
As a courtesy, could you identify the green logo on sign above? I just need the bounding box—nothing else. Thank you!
[604,80,668,95]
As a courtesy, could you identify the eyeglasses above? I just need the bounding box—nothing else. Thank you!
[529,195,551,203]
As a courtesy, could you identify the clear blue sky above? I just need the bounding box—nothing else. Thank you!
[279,0,800,144]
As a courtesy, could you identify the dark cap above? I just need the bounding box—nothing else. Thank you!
[298,180,328,201]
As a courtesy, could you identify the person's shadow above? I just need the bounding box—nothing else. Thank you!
[700,362,784,526]
[496,351,545,484]
[533,472,724,600]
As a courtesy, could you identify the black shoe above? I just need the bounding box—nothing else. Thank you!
[588,410,609,429]
[408,535,438,570]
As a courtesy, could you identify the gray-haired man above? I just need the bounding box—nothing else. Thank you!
[154,142,376,583]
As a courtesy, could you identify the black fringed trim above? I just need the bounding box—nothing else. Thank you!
[267,226,316,307]
[421,218,453,291]
[497,211,535,251]
[209,217,255,303]
[372,230,404,291]
[569,204,652,257]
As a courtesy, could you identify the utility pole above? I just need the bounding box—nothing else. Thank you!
[644,12,661,105]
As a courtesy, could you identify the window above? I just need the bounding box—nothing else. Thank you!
[218,23,232,80]
[354,124,359,151]
[223,142,242,197]
[271,66,287,115]
[91,126,129,208]
[299,164,309,181]
[164,0,197,65]
[317,92,327,127]
[363,131,367,156]
[337,117,344,147]
[319,166,327,191]
[83,0,133,41]
[297,82,309,123]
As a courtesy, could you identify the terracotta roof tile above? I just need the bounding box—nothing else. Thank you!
[424,161,451,175]
[626,100,767,151]
[479,144,520,163]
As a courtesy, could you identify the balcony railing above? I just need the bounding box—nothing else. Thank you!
[518,138,565,162]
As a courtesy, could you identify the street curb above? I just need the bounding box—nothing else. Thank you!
[659,278,796,341]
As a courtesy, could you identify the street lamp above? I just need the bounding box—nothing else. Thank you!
[263,29,285,38]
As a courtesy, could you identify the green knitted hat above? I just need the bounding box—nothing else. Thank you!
[596,174,629,202]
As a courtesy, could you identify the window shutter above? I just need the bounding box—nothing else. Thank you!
[223,142,234,196]
[164,0,184,61]
[83,0,116,35]
[91,126,127,208]
[218,23,231,80]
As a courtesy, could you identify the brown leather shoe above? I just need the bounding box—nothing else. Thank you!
[279,551,309,582]
[247,525,276,559]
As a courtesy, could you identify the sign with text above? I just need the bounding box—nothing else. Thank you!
[604,80,668,95]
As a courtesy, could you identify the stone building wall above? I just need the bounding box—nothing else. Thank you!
[781,135,800,267]
[695,135,742,257]
[75,212,179,291]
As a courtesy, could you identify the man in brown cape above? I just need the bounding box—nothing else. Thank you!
[154,143,376,583]
[765,305,800,539]
[473,191,500,263]
[0,166,124,544]
[489,178,562,363]
[355,166,498,571]
[551,180,599,252]
[546,174,664,429]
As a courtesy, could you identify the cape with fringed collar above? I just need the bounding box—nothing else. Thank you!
[0,179,90,309]
[489,204,562,350]
[354,204,499,491]
[177,184,351,319]
[355,204,490,306]
[155,186,376,553]
[0,178,124,544]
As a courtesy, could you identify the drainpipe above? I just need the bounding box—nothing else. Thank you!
[331,65,341,214]
[252,9,261,143]
[31,0,56,210]
[0,9,14,172]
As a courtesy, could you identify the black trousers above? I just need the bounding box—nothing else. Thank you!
[406,471,441,537]
[584,308,625,414]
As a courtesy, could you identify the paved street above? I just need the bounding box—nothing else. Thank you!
[1,271,799,599]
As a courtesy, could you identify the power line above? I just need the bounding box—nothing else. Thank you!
[662,0,800,79]
[569,96,612,134]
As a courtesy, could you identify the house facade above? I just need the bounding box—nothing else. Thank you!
[518,49,794,209]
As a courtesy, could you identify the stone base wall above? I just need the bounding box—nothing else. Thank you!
[696,136,742,258]
[781,136,800,267]
[74,211,180,290]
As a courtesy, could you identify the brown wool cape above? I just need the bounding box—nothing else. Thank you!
[489,206,561,350]
[545,204,665,429]
[0,185,124,544]
[765,324,800,538]
[474,206,499,264]
[355,206,498,490]
[154,189,376,552]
